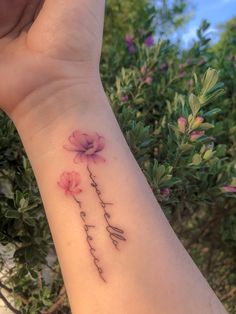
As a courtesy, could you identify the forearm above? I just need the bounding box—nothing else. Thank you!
[12,80,227,314]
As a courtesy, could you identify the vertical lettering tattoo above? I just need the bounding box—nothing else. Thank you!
[57,130,127,282]
[87,165,126,250]
[58,171,106,282]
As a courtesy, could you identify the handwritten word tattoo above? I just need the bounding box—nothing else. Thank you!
[87,166,126,250]
[58,130,126,282]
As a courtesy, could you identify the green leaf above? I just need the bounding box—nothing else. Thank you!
[168,123,180,137]
[22,155,29,170]
[192,154,202,165]
[199,123,214,130]
[205,82,224,95]
[204,108,222,117]
[180,143,193,151]
[189,94,200,116]
[156,165,165,181]
[201,68,219,94]
[203,150,214,160]
[23,217,35,226]
[15,190,22,207]
[29,269,38,280]
[231,178,236,186]
[193,72,198,88]
[140,138,154,148]
[160,178,182,188]
[159,174,172,184]
[0,178,13,199]
[19,197,29,209]
[5,210,21,219]
[216,144,227,157]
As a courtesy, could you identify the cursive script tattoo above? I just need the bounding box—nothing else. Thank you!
[87,165,126,250]
[73,196,106,282]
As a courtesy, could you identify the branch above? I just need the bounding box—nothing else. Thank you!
[0,289,20,314]
[221,287,236,301]
[42,286,66,314]
[0,281,28,305]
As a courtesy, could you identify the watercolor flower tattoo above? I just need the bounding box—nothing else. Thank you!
[63,130,105,164]
[57,171,82,196]
[58,129,126,282]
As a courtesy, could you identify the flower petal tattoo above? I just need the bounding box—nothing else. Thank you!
[57,171,82,196]
[58,171,106,282]
[59,130,127,282]
[63,130,106,164]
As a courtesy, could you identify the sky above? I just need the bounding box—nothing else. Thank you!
[179,0,236,46]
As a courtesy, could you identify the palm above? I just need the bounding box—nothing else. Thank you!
[0,0,105,114]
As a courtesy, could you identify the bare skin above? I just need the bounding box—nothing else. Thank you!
[0,1,228,314]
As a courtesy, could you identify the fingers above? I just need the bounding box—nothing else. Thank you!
[0,0,43,39]
[0,0,27,38]
[11,0,43,36]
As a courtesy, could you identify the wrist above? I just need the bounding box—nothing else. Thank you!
[11,72,105,136]
[11,75,113,161]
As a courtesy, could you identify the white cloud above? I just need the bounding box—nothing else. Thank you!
[182,26,198,44]
[208,27,218,34]
[180,26,218,46]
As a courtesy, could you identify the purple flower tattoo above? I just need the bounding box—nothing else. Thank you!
[63,130,105,164]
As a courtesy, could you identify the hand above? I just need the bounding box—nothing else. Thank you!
[0,0,105,116]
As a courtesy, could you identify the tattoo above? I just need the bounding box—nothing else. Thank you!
[58,129,127,282]
[74,197,106,282]
[58,171,105,282]
[87,165,126,250]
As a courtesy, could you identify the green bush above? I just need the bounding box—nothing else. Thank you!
[0,1,235,313]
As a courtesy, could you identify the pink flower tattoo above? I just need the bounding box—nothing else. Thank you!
[63,130,105,164]
[57,171,82,196]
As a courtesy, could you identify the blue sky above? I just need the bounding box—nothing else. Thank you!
[179,0,236,46]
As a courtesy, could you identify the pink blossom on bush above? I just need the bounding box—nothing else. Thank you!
[159,63,169,71]
[144,76,153,85]
[144,35,154,47]
[190,131,205,141]
[188,79,194,88]
[160,188,171,199]
[222,186,236,193]
[178,71,186,78]
[177,116,187,133]
[120,95,129,102]
[125,34,136,54]
[186,58,193,66]
[192,116,204,129]
[125,34,134,46]
[141,65,147,75]
[198,58,206,66]
[128,45,136,54]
